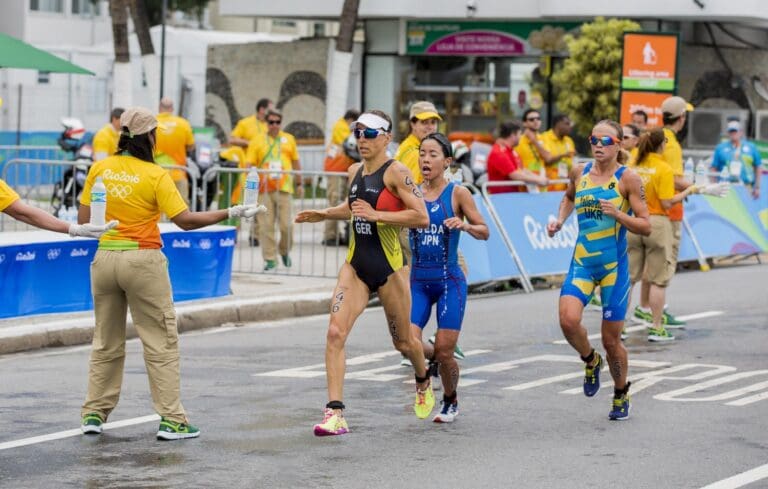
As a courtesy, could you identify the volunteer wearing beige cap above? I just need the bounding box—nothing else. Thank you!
[77,107,264,441]
[295,110,434,436]
[631,96,693,328]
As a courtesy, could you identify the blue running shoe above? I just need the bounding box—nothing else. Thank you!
[609,392,631,421]
[583,353,602,397]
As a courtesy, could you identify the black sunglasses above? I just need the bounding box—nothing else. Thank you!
[526,116,541,122]
[267,119,282,125]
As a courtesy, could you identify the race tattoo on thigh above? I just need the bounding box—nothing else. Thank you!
[387,316,399,341]
[331,290,344,314]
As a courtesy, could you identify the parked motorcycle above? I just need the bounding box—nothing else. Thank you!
[51,117,91,217]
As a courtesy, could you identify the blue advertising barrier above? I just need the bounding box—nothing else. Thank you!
[457,194,521,283]
[483,191,579,277]
[680,187,768,259]
[0,224,235,319]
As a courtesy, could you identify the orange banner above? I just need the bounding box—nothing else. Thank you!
[622,33,678,92]
[619,91,670,128]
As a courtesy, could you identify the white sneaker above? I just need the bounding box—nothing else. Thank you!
[433,400,459,423]
[400,355,412,367]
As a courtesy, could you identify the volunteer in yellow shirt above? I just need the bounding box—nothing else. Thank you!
[626,128,699,342]
[515,109,563,192]
[540,114,576,191]
[394,100,441,265]
[92,108,124,161]
[323,109,360,245]
[228,98,273,149]
[0,178,115,237]
[647,96,695,328]
[621,123,641,165]
[246,108,301,271]
[77,107,263,441]
[395,101,442,186]
[155,97,195,204]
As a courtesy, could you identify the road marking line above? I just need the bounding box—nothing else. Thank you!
[699,462,768,489]
[0,414,159,452]
[552,310,725,345]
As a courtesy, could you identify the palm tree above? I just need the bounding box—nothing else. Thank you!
[324,0,359,145]
[109,0,132,107]
[128,0,159,105]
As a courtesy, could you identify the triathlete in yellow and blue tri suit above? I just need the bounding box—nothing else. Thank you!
[547,120,650,422]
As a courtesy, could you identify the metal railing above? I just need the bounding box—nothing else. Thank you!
[200,166,350,278]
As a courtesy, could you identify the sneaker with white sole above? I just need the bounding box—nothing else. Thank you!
[433,399,459,423]
[81,413,103,434]
[428,335,466,360]
[647,326,675,342]
[400,355,412,367]
[156,418,200,441]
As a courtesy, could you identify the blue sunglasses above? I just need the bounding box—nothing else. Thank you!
[354,128,386,140]
[589,135,619,146]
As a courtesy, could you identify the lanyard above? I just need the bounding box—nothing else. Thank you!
[261,136,281,165]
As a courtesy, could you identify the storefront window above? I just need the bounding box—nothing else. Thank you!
[399,56,549,139]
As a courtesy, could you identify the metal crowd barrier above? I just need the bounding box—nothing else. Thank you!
[0,145,65,168]
[157,164,200,214]
[0,158,92,232]
[200,166,350,278]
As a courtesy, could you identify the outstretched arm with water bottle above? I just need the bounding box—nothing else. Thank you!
[1,177,116,238]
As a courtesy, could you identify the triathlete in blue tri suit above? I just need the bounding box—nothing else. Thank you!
[409,132,489,423]
[547,120,650,421]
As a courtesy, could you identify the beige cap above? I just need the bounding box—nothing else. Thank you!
[120,107,158,136]
[661,96,694,117]
[409,101,442,121]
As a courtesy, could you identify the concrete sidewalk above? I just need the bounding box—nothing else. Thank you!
[0,273,337,355]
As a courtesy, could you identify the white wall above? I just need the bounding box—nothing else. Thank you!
[220,0,768,22]
[0,0,27,39]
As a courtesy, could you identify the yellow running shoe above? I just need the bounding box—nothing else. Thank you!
[414,380,435,419]
[313,408,349,436]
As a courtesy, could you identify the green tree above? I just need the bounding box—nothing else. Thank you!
[551,17,641,135]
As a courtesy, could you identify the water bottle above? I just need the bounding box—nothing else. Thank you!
[66,206,77,223]
[90,176,107,226]
[244,167,260,205]
[683,158,694,182]
[720,165,731,183]
[694,161,708,186]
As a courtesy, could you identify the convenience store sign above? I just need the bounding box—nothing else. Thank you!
[405,21,578,56]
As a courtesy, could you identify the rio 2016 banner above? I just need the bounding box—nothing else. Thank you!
[458,186,767,285]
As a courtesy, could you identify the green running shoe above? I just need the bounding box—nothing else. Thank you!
[156,418,201,441]
[662,310,686,329]
[81,413,103,435]
[647,326,675,342]
[633,306,653,324]
[428,335,465,360]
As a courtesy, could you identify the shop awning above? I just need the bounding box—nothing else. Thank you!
[0,32,94,75]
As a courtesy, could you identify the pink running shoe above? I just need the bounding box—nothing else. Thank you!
[313,408,349,436]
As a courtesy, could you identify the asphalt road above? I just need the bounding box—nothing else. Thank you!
[1,263,767,489]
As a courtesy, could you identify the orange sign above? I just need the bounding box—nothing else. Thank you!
[622,33,678,92]
[619,91,670,128]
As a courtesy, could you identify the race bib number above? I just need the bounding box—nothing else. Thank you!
[729,159,742,180]
[268,160,282,180]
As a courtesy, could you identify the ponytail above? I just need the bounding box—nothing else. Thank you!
[635,128,666,166]
[617,149,630,165]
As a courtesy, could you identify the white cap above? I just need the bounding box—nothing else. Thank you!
[354,113,391,131]
[726,120,741,132]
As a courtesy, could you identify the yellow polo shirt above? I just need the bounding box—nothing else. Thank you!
[0,178,20,212]
[246,131,299,194]
[156,112,195,182]
[231,115,267,142]
[662,127,684,221]
[540,129,575,190]
[629,152,675,216]
[515,133,546,175]
[394,134,422,184]
[92,124,119,161]
[81,155,187,250]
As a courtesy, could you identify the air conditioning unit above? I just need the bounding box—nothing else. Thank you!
[686,108,749,148]
[754,110,768,141]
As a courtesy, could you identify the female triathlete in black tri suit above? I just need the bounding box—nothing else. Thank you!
[295,110,434,436]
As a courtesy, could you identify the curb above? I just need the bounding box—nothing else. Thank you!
[0,291,331,356]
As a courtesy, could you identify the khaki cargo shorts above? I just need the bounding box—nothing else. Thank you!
[628,215,675,287]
